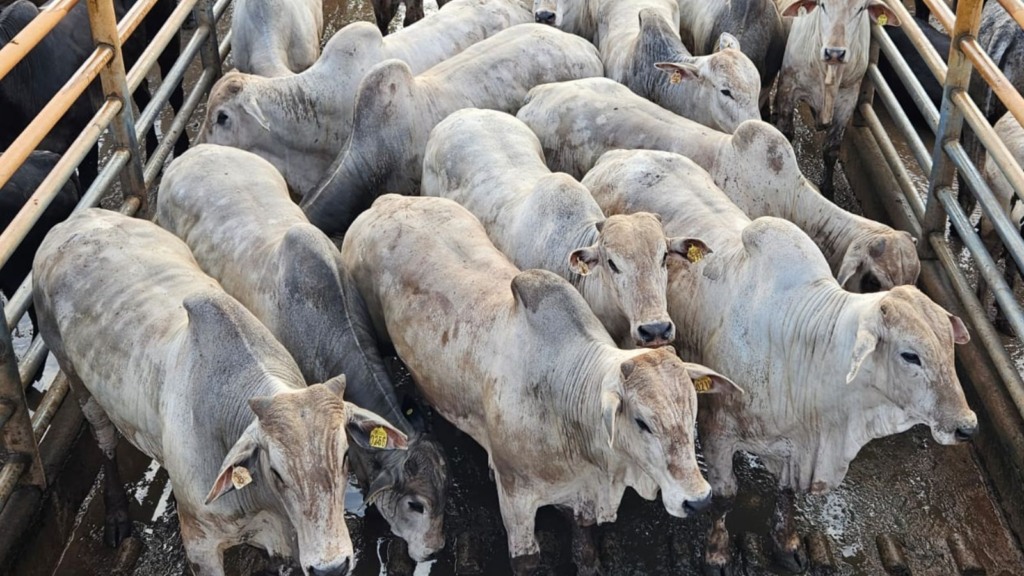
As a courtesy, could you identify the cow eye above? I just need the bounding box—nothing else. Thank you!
[662,252,669,267]
[271,467,284,484]
[408,501,425,514]
[607,260,620,274]
[720,89,733,99]
[635,418,652,434]
[900,352,921,366]
[216,111,229,125]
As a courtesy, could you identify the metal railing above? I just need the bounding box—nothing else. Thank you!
[0,0,231,515]
[860,0,1024,420]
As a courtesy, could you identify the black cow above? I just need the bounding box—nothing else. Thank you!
[0,0,188,189]
[1,151,80,338]
[371,0,451,36]
[878,12,950,128]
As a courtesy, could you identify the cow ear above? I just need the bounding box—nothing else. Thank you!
[683,363,744,395]
[321,373,347,398]
[781,0,818,17]
[568,246,600,276]
[346,403,408,450]
[655,61,700,83]
[846,322,879,383]
[242,97,270,131]
[948,313,970,345]
[367,467,400,505]
[668,237,712,265]
[205,427,261,505]
[868,1,900,26]
[715,32,741,53]
[836,256,863,290]
[601,390,622,448]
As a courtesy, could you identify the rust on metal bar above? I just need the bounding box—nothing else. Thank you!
[0,98,121,274]
[86,0,147,211]
[0,45,111,192]
[0,315,44,496]
[0,0,80,83]
[996,0,1024,31]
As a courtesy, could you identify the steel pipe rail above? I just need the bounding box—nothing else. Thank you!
[125,0,201,94]
[953,90,1024,206]
[0,0,81,82]
[921,0,956,34]
[872,25,942,134]
[116,0,160,48]
[867,64,935,177]
[996,0,1024,43]
[884,0,948,96]
[858,101,927,223]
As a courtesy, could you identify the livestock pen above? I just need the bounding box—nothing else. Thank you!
[1,0,1024,574]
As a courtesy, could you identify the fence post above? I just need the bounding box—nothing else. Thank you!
[0,322,45,506]
[86,0,147,213]
[196,0,222,78]
[921,0,985,259]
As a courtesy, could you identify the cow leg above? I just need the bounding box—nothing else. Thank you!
[373,0,399,35]
[79,396,132,547]
[158,20,190,158]
[559,509,599,576]
[820,122,845,201]
[703,509,733,576]
[770,489,807,574]
[403,0,424,28]
[496,481,545,576]
[133,82,159,159]
[773,71,797,142]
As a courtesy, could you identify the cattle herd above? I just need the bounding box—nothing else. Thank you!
[6,0,1024,574]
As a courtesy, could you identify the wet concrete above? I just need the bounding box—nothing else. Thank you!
[5,1,1024,575]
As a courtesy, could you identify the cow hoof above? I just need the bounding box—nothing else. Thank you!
[771,540,808,574]
[103,513,132,548]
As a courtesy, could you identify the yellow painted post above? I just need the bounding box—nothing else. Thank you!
[85,0,147,212]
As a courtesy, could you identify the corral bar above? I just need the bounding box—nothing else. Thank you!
[0,0,80,83]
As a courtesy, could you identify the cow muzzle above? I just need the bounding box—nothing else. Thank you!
[635,321,675,348]
[822,47,847,63]
[308,557,351,576]
[535,10,556,24]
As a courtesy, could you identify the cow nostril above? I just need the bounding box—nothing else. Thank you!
[955,425,977,442]
[683,494,712,515]
[535,10,556,24]
[823,48,847,62]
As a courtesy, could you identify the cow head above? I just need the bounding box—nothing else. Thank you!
[533,0,558,25]
[837,229,920,292]
[569,212,711,348]
[653,33,761,133]
[602,348,742,517]
[782,0,901,64]
[365,434,448,562]
[205,376,408,576]
[199,72,270,148]
[845,286,976,445]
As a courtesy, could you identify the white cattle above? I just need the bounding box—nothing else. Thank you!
[200,0,532,196]
[774,0,901,198]
[301,24,603,238]
[32,209,407,576]
[341,194,740,575]
[583,149,976,573]
[422,108,710,348]
[230,0,323,77]
[980,113,1024,315]
[517,77,920,292]
[598,0,760,133]
[155,145,449,562]
[677,0,787,110]
[532,0,598,41]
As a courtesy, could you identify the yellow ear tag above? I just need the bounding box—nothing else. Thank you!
[405,408,414,416]
[670,70,683,85]
[687,244,705,263]
[876,13,888,26]
[578,260,590,275]
[231,466,253,490]
[694,376,713,393]
[369,426,389,449]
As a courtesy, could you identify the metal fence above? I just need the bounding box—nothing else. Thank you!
[0,0,231,515]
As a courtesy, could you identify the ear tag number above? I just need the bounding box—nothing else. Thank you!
[231,466,253,490]
[877,13,888,26]
[670,70,683,84]
[694,376,713,393]
[687,245,705,263]
[369,427,389,449]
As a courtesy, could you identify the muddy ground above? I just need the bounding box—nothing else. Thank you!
[6,0,1024,575]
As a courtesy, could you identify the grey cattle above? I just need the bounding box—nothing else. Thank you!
[583,149,976,573]
[230,0,323,77]
[677,0,786,112]
[517,78,920,293]
[301,24,603,238]
[342,194,740,575]
[200,0,532,196]
[774,0,901,198]
[422,109,710,348]
[33,209,407,576]
[155,145,449,562]
[598,0,760,133]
